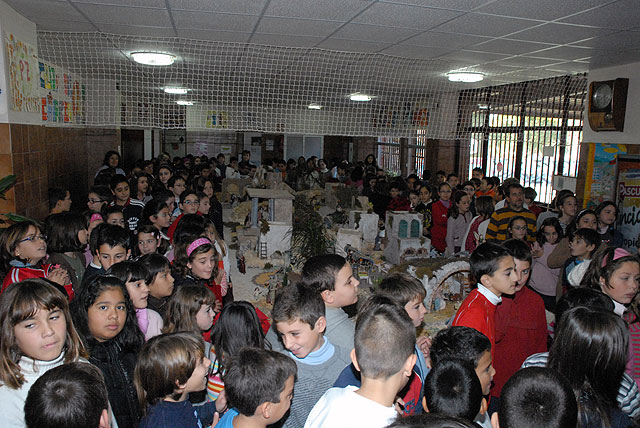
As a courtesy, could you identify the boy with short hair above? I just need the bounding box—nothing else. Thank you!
[82,224,130,288]
[388,183,411,211]
[272,284,351,428]
[301,254,359,350]
[491,240,547,408]
[453,242,518,355]
[564,227,601,288]
[424,359,484,425]
[429,326,495,428]
[491,367,577,428]
[216,348,297,428]
[109,174,144,231]
[305,295,417,428]
[48,187,71,214]
[25,362,111,428]
[334,273,428,416]
[167,175,187,218]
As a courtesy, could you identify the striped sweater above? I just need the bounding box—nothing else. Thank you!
[485,207,537,242]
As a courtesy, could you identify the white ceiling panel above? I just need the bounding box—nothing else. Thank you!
[264,0,373,21]
[380,0,494,12]
[530,45,596,60]
[560,0,640,30]
[570,30,640,51]
[9,0,87,23]
[402,31,491,49]
[74,3,172,27]
[475,0,611,21]
[331,23,421,44]
[589,49,640,67]
[471,39,553,56]
[353,3,463,29]
[255,17,343,37]
[172,10,259,31]
[432,13,541,37]
[491,56,563,68]
[380,45,453,59]
[508,23,615,45]
[250,33,325,47]
[439,50,512,64]
[317,38,393,53]
[543,62,591,73]
[169,0,267,14]
[73,0,167,7]
[177,29,251,43]
[36,19,96,32]
[97,24,175,38]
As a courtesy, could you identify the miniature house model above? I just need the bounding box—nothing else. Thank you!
[246,188,294,258]
[383,211,430,264]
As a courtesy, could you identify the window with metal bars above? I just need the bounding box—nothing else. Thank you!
[462,74,587,203]
[377,136,401,175]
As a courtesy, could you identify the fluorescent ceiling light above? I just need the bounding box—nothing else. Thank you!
[478,104,489,110]
[308,103,322,110]
[447,72,484,83]
[350,92,373,102]
[176,100,194,106]
[131,52,176,66]
[164,87,188,94]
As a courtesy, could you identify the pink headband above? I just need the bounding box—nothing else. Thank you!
[603,248,631,267]
[187,238,212,257]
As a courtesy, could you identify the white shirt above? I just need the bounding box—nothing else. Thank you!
[477,284,502,305]
[304,385,397,428]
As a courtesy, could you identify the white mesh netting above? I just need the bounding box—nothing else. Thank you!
[36,32,588,138]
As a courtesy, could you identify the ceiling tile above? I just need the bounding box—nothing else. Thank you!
[97,23,175,37]
[432,13,542,37]
[470,38,553,55]
[475,0,608,21]
[177,29,251,43]
[264,0,373,21]
[331,23,421,43]
[168,0,267,14]
[380,45,453,59]
[542,62,590,73]
[255,17,343,37]
[317,38,393,53]
[36,19,97,32]
[439,50,512,64]
[402,31,492,48]
[528,45,594,60]
[353,3,463,30]
[560,0,640,30]
[74,3,172,27]
[589,49,640,68]
[172,10,259,31]
[73,0,166,7]
[508,23,615,45]
[570,30,640,51]
[5,0,87,23]
[379,0,494,12]
[491,56,562,68]
[250,33,325,47]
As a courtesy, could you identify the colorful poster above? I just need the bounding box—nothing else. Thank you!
[615,156,640,251]
[194,142,208,156]
[5,33,40,112]
[38,60,85,124]
[583,143,627,209]
[206,111,228,128]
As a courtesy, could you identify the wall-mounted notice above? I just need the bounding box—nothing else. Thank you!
[583,143,627,209]
[615,156,640,251]
[220,145,233,155]
[206,111,228,128]
[5,33,39,112]
[194,142,208,156]
[38,60,86,124]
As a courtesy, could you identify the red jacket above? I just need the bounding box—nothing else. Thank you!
[492,287,547,397]
[387,196,411,212]
[2,264,74,300]
[430,200,449,252]
[452,288,497,357]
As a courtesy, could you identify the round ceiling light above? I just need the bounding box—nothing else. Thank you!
[164,87,189,94]
[447,72,484,83]
[350,92,373,102]
[176,100,194,106]
[131,52,176,66]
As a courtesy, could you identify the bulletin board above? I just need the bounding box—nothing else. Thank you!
[615,156,640,251]
[583,143,627,208]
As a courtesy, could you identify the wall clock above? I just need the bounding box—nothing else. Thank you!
[588,78,628,132]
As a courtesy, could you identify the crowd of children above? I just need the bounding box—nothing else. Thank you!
[0,150,638,428]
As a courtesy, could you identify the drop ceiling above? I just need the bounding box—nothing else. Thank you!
[4,0,640,86]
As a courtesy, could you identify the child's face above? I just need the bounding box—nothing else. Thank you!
[472,170,483,180]
[327,263,359,308]
[87,192,106,213]
[196,304,215,331]
[482,256,518,296]
[447,176,459,188]
[513,259,531,292]
[420,187,431,203]
[475,350,495,396]
[437,173,446,183]
[463,185,475,199]
[88,288,126,342]
[137,177,149,194]
[577,213,597,230]
[601,261,640,304]
[559,197,577,218]
[137,232,159,256]
[389,188,399,199]
[112,182,130,203]
[203,181,214,198]
[125,279,149,310]
[599,205,617,226]
[268,375,295,422]
[404,296,427,327]
[438,185,452,201]
[149,267,174,298]
[165,197,176,215]
[152,207,171,229]
[569,236,594,259]
[409,193,419,206]
[97,244,129,271]
[171,180,186,197]
[480,178,489,192]
[275,317,325,359]
[78,228,89,246]
[106,212,126,228]
[509,219,527,240]
[187,249,216,280]
[182,355,212,395]
[457,195,471,213]
[542,225,559,244]
[14,226,47,264]
[180,194,200,215]
[199,197,211,215]
[14,307,67,361]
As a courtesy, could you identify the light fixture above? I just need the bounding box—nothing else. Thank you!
[478,104,489,110]
[164,87,189,94]
[350,92,373,102]
[176,100,194,106]
[131,52,176,66]
[447,71,484,83]
[308,103,322,110]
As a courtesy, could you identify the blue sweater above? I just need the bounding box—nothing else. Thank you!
[140,400,218,428]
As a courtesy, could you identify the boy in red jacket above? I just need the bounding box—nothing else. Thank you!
[452,242,518,357]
